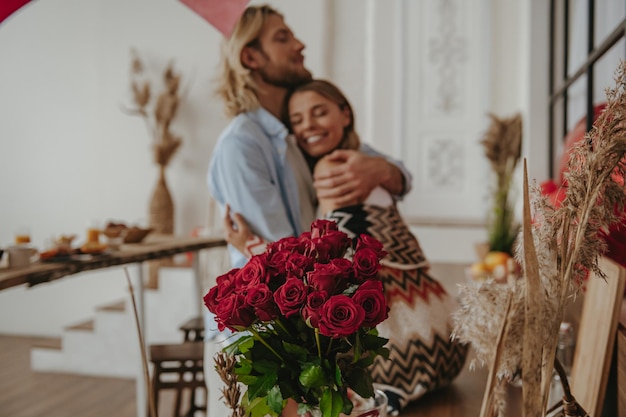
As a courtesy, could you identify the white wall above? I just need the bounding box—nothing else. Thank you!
[0,0,543,336]
[0,0,327,336]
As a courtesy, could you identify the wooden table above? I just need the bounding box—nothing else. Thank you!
[0,234,227,417]
[0,234,226,290]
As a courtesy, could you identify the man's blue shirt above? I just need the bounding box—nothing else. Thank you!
[208,107,413,269]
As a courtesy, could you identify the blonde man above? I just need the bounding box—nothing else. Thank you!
[205,5,412,415]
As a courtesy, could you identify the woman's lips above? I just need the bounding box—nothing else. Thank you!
[305,135,323,144]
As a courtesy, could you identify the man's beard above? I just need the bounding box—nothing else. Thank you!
[257,63,312,89]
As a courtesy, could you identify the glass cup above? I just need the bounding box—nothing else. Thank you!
[14,227,31,245]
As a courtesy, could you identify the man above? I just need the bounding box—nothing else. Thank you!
[205,5,412,415]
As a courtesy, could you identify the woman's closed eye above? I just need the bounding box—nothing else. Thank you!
[312,106,328,118]
[289,114,303,126]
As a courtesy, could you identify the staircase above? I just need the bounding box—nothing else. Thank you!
[30,265,201,378]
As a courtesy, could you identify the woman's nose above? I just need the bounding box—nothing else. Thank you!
[301,115,316,131]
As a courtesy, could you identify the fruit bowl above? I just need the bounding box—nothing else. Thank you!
[123,227,153,244]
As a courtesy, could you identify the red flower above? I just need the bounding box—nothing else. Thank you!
[319,295,365,338]
[214,293,255,332]
[236,255,270,288]
[202,220,390,417]
[302,290,328,327]
[307,259,352,294]
[274,277,308,318]
[246,284,279,321]
[352,280,388,327]
[204,269,239,313]
[285,252,316,277]
[310,219,339,239]
[352,248,382,281]
[356,234,387,260]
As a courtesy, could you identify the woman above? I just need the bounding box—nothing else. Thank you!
[225,80,468,415]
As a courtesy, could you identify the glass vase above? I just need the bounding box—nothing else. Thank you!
[307,390,388,417]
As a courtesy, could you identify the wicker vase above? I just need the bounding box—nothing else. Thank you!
[149,166,174,235]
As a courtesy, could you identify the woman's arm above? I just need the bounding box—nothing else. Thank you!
[223,204,268,258]
[313,147,410,208]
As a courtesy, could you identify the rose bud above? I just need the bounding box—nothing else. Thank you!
[352,279,389,327]
[318,295,365,338]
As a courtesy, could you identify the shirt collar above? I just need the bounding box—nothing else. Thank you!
[249,107,288,139]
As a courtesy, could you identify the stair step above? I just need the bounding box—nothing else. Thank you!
[31,336,62,350]
[97,300,126,312]
[65,319,94,332]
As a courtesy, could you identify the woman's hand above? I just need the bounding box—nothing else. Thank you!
[223,204,253,254]
[313,150,403,207]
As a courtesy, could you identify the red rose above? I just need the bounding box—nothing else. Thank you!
[268,236,308,255]
[356,234,387,260]
[319,295,365,338]
[246,284,279,322]
[213,293,255,332]
[215,269,240,297]
[236,255,270,288]
[352,280,388,327]
[301,290,328,327]
[203,285,221,314]
[265,250,291,284]
[204,269,241,314]
[352,248,382,282]
[310,219,339,239]
[285,252,316,276]
[320,231,352,259]
[310,237,333,263]
[307,259,352,294]
[274,277,308,318]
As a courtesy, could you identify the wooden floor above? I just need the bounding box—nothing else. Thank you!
[0,334,522,417]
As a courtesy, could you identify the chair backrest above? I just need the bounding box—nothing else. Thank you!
[570,256,626,416]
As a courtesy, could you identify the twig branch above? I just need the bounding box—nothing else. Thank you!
[124,267,157,417]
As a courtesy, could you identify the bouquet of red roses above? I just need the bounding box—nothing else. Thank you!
[204,220,390,417]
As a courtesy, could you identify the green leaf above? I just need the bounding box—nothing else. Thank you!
[320,389,344,417]
[238,374,258,386]
[360,333,388,351]
[225,335,254,355]
[283,341,308,361]
[345,367,374,398]
[248,371,277,400]
[299,363,326,388]
[235,358,252,376]
[246,394,276,417]
[266,385,284,414]
[252,359,280,374]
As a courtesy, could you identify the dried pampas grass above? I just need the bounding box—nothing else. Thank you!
[214,351,246,417]
[124,48,185,168]
[454,60,626,417]
[481,113,523,254]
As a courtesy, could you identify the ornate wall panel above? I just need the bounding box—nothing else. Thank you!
[400,0,491,222]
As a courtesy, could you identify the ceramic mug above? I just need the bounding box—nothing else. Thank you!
[7,246,37,267]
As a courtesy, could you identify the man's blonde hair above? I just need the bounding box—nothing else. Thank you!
[216,5,281,118]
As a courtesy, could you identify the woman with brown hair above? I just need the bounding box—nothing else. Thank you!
[225,79,468,416]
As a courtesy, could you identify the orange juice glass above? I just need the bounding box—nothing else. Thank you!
[87,228,101,243]
[14,234,31,245]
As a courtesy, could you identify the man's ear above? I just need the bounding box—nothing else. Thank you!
[241,46,261,70]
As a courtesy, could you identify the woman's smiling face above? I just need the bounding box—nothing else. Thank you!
[288,90,351,158]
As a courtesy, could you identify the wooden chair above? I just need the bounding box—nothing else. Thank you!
[179,316,205,342]
[149,341,206,417]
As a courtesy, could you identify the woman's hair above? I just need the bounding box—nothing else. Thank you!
[284,79,361,151]
[216,5,282,118]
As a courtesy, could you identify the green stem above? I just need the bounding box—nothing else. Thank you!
[274,318,290,336]
[314,328,322,358]
[249,328,284,361]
